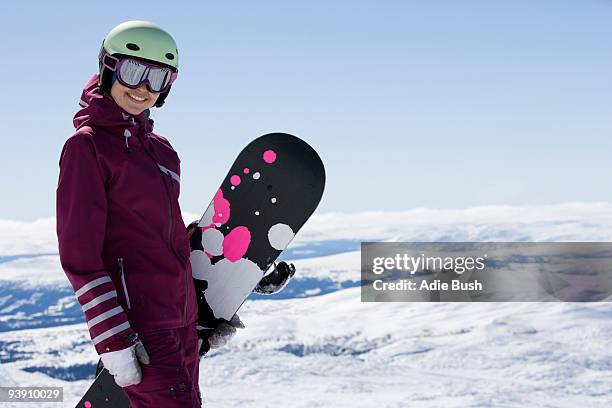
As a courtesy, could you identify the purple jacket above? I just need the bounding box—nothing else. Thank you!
[56,75,197,354]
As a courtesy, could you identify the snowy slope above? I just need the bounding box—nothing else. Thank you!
[1,289,610,407]
[200,289,612,407]
[2,203,611,331]
[0,203,611,407]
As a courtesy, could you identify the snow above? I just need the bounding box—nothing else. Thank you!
[0,204,611,407]
[196,292,612,407]
[2,291,611,407]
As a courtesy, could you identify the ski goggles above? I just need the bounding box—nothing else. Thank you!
[101,53,178,93]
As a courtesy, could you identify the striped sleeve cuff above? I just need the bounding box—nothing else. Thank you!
[74,275,135,354]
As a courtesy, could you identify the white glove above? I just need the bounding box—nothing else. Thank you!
[100,341,150,387]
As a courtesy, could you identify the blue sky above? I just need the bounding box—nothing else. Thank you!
[0,1,610,220]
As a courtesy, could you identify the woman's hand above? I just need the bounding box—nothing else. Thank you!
[253,261,296,295]
[100,340,150,387]
[197,314,245,356]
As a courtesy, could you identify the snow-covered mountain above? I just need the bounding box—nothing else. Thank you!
[1,203,611,407]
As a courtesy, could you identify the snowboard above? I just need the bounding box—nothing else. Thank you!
[76,368,129,408]
[76,133,325,407]
[190,133,325,335]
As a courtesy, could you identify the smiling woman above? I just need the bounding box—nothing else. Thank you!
[56,20,204,408]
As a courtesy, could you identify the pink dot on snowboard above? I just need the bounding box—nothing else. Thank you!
[212,189,230,225]
[263,149,277,164]
[222,226,251,262]
[230,175,241,186]
[243,167,250,174]
[84,402,92,408]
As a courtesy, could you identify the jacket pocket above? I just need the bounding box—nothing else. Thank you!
[117,257,132,310]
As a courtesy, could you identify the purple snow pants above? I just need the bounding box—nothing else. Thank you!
[123,324,201,407]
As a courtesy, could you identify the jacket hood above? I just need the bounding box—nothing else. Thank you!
[73,74,154,134]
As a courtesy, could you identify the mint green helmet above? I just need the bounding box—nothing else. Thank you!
[98,20,179,107]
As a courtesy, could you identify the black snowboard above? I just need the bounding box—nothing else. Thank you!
[190,133,325,332]
[76,133,325,407]
[76,368,129,407]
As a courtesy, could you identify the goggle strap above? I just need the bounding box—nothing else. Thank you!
[102,53,119,71]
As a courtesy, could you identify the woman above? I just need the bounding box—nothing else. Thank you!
[57,20,295,407]
[56,20,204,407]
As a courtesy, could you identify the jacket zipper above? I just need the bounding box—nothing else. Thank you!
[140,134,174,248]
[167,176,186,322]
[142,120,174,249]
[166,177,185,321]
[118,257,131,310]
[164,177,174,246]
[140,129,188,324]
